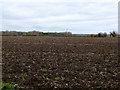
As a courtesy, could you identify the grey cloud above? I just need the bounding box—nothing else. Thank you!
[2,1,118,34]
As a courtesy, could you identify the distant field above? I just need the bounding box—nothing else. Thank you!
[2,36,119,89]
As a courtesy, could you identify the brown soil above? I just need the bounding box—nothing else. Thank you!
[2,36,120,89]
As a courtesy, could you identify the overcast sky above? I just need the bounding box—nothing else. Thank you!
[1,0,119,34]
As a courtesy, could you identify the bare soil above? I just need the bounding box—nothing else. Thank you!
[2,36,120,89]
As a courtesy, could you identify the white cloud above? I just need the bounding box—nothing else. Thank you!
[2,0,118,34]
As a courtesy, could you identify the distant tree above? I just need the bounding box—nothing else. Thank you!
[97,32,103,37]
[110,31,117,37]
[97,32,107,37]
[90,34,97,37]
[64,32,72,36]
[103,32,107,37]
[17,32,23,36]
[26,31,42,36]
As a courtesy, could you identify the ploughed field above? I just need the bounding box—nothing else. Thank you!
[2,36,119,89]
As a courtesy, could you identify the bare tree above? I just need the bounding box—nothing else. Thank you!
[110,31,117,37]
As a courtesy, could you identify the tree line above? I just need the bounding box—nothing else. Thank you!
[1,31,72,37]
[89,31,119,37]
[0,31,119,37]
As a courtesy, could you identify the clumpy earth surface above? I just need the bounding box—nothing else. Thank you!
[2,36,120,89]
